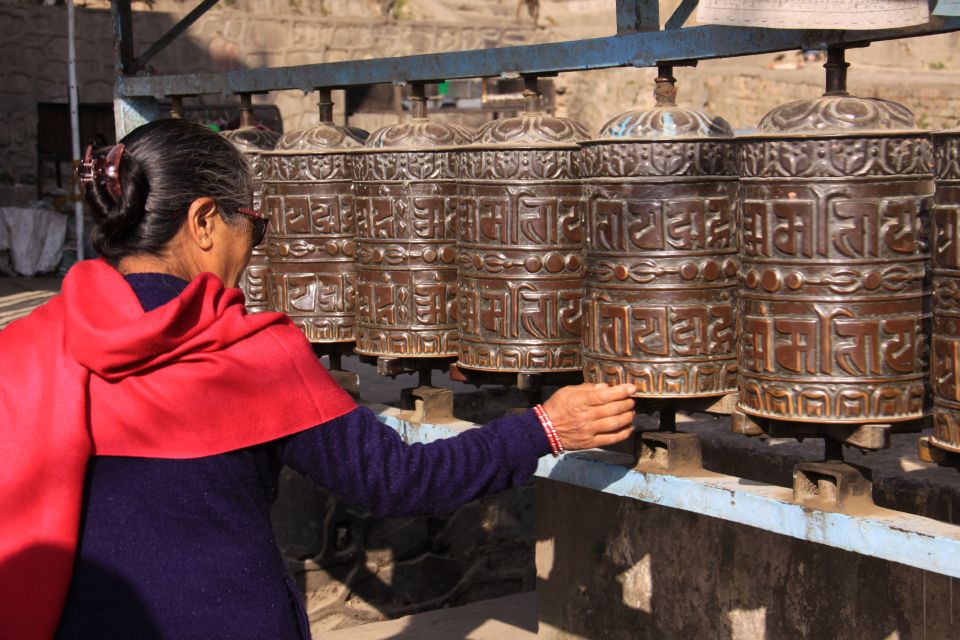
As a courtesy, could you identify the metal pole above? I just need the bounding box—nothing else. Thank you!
[67,0,84,261]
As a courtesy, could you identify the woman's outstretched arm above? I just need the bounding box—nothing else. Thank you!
[276,383,636,518]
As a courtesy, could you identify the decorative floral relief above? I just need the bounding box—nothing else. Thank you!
[459,148,582,180]
[935,134,960,181]
[580,140,737,178]
[739,136,933,178]
[353,150,459,181]
[260,153,353,181]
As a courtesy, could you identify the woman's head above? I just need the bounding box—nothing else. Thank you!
[82,118,262,287]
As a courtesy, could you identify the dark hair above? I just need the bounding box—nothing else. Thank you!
[84,118,254,261]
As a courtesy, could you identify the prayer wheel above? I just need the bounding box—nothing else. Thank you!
[929,124,960,454]
[221,94,280,313]
[456,77,588,374]
[737,49,933,431]
[259,90,367,343]
[352,84,472,358]
[579,70,738,398]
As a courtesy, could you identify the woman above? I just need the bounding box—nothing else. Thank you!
[0,119,636,639]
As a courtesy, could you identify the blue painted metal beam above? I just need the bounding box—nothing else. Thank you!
[376,408,960,580]
[136,0,221,73]
[116,17,960,98]
[616,0,660,34]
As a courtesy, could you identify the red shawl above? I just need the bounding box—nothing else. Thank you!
[0,259,356,639]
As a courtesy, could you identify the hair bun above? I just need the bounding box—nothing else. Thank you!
[86,150,150,260]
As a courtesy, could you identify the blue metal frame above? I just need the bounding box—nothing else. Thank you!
[116,16,960,99]
[377,408,960,580]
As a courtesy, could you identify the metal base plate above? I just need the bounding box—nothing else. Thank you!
[731,410,929,451]
[634,431,703,474]
[918,436,960,472]
[793,460,874,513]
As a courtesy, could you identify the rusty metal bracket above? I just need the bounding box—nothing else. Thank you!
[730,411,928,451]
[112,0,221,76]
[400,386,455,424]
[634,431,703,474]
[793,461,874,513]
[328,369,360,398]
[448,364,582,392]
[361,356,454,380]
[616,0,660,34]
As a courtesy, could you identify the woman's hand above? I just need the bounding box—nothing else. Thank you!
[542,383,637,451]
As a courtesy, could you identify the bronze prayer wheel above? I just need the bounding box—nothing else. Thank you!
[737,50,933,427]
[580,70,739,397]
[259,90,367,343]
[456,77,588,374]
[221,93,280,313]
[352,84,473,358]
[930,124,960,453]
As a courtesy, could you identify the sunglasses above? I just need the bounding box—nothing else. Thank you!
[237,207,269,247]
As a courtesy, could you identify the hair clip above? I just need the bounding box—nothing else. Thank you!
[77,143,125,202]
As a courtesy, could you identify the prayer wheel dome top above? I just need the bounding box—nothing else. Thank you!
[472,112,590,147]
[468,77,588,148]
[757,94,918,135]
[595,71,733,141]
[599,105,733,140]
[752,48,921,137]
[275,122,367,151]
[365,118,473,149]
[221,126,280,152]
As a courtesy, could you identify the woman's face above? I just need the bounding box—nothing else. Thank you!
[175,197,256,288]
[213,217,256,288]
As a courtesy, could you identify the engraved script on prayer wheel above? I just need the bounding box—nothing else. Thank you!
[260,91,367,342]
[456,79,589,374]
[737,54,933,426]
[930,124,960,453]
[580,72,738,397]
[222,95,281,313]
[353,86,472,358]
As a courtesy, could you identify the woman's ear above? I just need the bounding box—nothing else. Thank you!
[185,197,219,251]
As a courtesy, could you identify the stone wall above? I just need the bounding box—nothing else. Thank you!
[535,423,960,640]
[0,0,536,206]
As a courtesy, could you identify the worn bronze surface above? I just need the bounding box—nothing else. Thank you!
[353,86,472,358]
[260,92,367,342]
[930,127,960,453]
[222,95,280,312]
[737,62,933,425]
[456,79,589,374]
[580,72,739,398]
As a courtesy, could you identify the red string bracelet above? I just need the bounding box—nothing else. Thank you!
[533,404,564,457]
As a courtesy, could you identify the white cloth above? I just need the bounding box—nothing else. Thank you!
[697,0,929,30]
[0,207,68,276]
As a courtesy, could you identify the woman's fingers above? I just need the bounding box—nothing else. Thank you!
[541,382,639,452]
[585,383,636,406]
[591,398,637,420]
[589,411,636,434]
[591,424,635,448]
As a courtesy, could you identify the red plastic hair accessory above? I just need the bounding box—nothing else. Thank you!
[77,143,125,202]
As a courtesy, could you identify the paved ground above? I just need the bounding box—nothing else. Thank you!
[0,276,60,328]
[316,592,538,640]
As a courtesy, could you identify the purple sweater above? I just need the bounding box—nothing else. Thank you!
[55,273,550,639]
